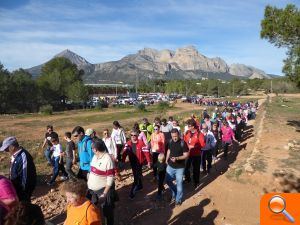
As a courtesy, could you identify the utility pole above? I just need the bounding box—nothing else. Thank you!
[115,84,118,96]
[232,83,235,97]
[135,73,138,94]
[270,80,273,93]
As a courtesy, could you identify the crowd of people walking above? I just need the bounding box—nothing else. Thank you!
[0,100,258,225]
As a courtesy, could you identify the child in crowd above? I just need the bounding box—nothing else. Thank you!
[47,137,68,186]
[62,180,102,225]
[156,153,166,200]
[64,132,77,180]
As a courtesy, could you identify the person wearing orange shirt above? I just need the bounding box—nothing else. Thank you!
[184,119,205,189]
[150,124,165,180]
[62,180,102,225]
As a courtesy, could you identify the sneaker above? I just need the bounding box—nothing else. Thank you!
[175,201,182,206]
[129,191,135,199]
[183,178,191,184]
[47,182,54,186]
[169,196,175,204]
[60,176,68,181]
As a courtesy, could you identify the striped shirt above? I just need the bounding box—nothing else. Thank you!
[88,153,115,191]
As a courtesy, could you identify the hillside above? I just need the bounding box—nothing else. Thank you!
[27,46,271,82]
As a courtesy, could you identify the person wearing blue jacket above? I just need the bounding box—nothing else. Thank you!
[72,126,94,181]
[0,136,36,202]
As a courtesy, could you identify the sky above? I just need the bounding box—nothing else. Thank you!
[0,0,299,75]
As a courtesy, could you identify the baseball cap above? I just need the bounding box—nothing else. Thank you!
[85,128,95,136]
[0,136,17,151]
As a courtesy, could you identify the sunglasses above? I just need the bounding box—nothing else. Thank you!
[103,132,108,135]
[131,134,138,137]
[73,134,79,137]
[154,128,159,130]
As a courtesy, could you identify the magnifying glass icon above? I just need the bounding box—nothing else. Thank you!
[268,195,295,223]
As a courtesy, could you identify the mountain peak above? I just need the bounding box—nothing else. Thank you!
[54,49,91,66]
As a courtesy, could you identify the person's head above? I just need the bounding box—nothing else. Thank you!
[204,114,210,121]
[172,120,179,127]
[154,124,160,133]
[142,118,149,125]
[46,125,53,133]
[0,137,20,155]
[168,116,174,122]
[171,128,180,142]
[72,126,85,142]
[212,123,218,131]
[4,202,45,225]
[133,122,141,132]
[113,121,121,129]
[103,129,110,138]
[64,132,72,141]
[85,128,95,138]
[50,137,59,145]
[201,127,208,135]
[61,180,87,207]
[154,117,161,125]
[92,140,107,154]
[187,119,197,131]
[158,153,165,163]
[202,123,208,130]
[223,120,229,127]
[161,118,167,125]
[130,130,139,142]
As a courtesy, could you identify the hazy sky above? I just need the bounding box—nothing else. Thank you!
[0,0,299,74]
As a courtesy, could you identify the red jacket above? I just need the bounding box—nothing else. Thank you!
[184,130,206,157]
[122,139,151,165]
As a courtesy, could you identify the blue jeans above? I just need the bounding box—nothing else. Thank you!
[49,156,68,184]
[166,165,184,204]
[44,147,52,163]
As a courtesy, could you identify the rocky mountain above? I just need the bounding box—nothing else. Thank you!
[27,49,95,77]
[27,46,271,82]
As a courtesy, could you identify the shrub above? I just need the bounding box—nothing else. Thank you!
[39,104,53,115]
[157,101,170,111]
[136,103,146,112]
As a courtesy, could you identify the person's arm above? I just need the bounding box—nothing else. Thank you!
[87,140,94,163]
[122,143,129,163]
[166,149,170,165]
[41,138,47,149]
[121,129,126,144]
[175,142,189,161]
[231,129,238,142]
[198,133,206,148]
[142,145,151,167]
[100,159,114,198]
[111,138,118,161]
[161,133,165,148]
[150,134,154,149]
[59,144,63,164]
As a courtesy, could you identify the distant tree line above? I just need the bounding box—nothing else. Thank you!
[0,57,299,114]
[138,77,299,96]
[0,57,88,114]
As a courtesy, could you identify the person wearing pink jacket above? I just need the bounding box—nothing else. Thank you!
[221,120,237,160]
[150,124,165,180]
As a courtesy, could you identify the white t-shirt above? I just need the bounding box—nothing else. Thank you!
[103,137,117,158]
[52,143,62,157]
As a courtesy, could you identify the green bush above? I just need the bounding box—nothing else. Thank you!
[136,103,146,112]
[39,104,53,115]
[157,101,170,111]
